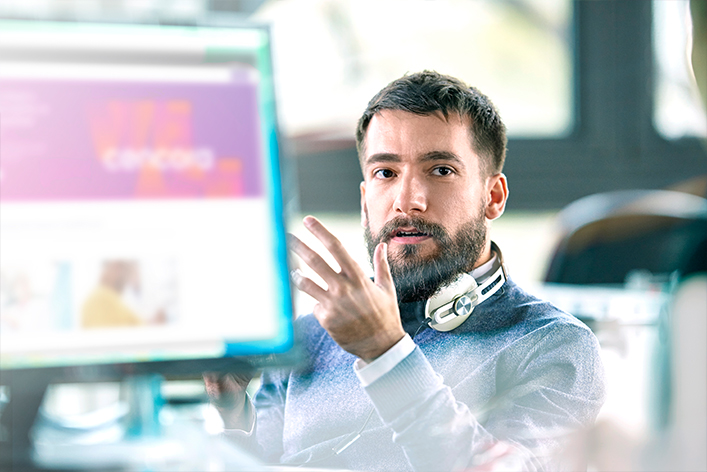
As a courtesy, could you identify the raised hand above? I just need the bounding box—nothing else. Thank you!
[289,216,405,362]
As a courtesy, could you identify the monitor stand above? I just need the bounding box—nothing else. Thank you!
[0,372,50,472]
[123,374,164,439]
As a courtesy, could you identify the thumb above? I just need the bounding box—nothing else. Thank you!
[374,243,395,295]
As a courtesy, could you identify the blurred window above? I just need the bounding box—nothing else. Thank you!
[253,0,574,139]
[0,0,576,140]
[653,0,707,139]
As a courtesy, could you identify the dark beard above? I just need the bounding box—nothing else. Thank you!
[364,211,487,303]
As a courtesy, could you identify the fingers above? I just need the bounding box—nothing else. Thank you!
[302,216,362,278]
[288,233,336,301]
[203,372,248,409]
[202,373,251,429]
[288,232,340,282]
[289,216,373,304]
[230,372,254,390]
[290,268,328,300]
[373,243,395,295]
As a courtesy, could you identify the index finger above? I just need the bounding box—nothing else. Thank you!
[302,216,364,278]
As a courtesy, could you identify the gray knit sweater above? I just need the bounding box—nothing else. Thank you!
[240,278,605,471]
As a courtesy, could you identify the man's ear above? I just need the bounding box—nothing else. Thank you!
[360,181,368,228]
[485,173,508,221]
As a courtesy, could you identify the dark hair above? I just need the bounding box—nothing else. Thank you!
[355,71,507,176]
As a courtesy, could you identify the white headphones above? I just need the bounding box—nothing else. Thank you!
[424,244,507,332]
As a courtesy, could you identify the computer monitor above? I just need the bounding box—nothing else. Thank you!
[0,19,297,383]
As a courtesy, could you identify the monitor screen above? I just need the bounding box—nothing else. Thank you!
[0,19,296,380]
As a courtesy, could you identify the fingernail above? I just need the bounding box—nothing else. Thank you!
[303,215,315,227]
[290,268,303,284]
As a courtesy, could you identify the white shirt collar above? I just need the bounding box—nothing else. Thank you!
[469,251,500,282]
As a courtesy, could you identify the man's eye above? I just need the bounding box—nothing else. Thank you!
[374,169,395,179]
[432,166,454,176]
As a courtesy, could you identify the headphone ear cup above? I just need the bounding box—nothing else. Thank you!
[425,274,478,332]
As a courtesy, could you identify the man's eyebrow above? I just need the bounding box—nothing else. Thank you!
[365,151,465,167]
[421,151,465,166]
[364,153,401,167]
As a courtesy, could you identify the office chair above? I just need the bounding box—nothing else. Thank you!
[544,190,707,285]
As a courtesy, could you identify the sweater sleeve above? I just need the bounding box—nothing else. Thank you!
[363,322,606,472]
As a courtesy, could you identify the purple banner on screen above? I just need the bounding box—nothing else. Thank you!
[0,74,263,201]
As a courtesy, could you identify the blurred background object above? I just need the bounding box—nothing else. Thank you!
[544,189,707,285]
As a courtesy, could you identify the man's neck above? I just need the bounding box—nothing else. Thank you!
[472,241,493,270]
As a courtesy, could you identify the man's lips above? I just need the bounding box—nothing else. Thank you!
[388,226,432,244]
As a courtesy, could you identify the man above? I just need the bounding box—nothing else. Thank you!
[205,71,605,471]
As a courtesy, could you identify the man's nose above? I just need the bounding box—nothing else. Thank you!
[393,175,427,215]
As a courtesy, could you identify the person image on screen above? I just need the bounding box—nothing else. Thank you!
[82,260,166,328]
[205,71,606,471]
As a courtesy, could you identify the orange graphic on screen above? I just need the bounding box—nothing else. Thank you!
[88,100,243,198]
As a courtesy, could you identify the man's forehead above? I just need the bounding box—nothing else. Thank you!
[362,110,474,164]
[369,109,467,128]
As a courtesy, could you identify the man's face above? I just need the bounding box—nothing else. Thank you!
[360,110,492,302]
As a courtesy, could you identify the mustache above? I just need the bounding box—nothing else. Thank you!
[377,216,450,243]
